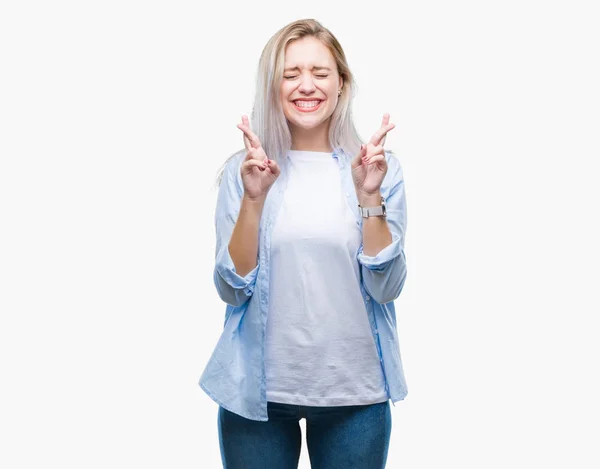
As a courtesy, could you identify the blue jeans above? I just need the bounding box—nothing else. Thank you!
[218,400,392,469]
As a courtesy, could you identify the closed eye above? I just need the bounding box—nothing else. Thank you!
[283,74,329,79]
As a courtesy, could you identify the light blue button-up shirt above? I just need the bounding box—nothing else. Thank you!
[199,147,409,421]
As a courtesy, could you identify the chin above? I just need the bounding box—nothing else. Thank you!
[291,119,323,130]
[285,110,332,131]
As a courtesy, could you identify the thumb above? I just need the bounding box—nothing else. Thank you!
[351,144,367,169]
[267,159,281,177]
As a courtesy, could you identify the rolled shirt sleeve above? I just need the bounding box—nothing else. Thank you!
[214,246,260,300]
[213,151,260,307]
[357,152,408,304]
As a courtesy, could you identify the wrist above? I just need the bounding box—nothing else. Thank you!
[241,194,267,214]
[242,192,267,204]
[357,190,382,207]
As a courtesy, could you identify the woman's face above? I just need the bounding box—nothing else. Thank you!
[279,36,343,134]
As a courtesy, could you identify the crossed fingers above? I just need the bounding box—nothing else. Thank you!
[237,115,262,151]
[369,113,395,147]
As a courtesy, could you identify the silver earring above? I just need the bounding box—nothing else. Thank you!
[338,89,342,96]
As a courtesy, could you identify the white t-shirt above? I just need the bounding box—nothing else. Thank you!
[264,150,388,406]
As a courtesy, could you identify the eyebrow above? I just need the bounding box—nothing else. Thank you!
[283,66,332,72]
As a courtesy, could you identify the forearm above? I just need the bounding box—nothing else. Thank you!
[228,195,265,277]
[358,191,393,256]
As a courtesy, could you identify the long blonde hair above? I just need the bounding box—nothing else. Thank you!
[216,19,363,185]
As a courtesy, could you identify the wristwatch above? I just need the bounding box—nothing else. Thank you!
[358,197,387,218]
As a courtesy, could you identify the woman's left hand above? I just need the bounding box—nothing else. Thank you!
[351,113,395,198]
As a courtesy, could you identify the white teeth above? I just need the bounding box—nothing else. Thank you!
[294,100,321,108]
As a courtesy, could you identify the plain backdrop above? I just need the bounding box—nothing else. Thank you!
[1,0,599,468]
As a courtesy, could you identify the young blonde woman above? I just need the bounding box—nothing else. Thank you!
[199,18,409,469]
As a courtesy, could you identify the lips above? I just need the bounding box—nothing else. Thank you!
[292,99,323,112]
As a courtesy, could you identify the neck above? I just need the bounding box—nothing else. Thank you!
[289,120,332,152]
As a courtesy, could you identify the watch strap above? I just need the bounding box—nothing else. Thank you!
[358,197,387,218]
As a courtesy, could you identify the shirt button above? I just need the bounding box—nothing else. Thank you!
[365,296,370,301]
[345,192,350,197]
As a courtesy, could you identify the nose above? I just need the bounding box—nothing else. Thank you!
[298,72,316,94]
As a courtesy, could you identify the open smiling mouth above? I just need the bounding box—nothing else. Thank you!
[292,100,323,112]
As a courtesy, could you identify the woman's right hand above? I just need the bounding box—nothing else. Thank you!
[237,115,281,200]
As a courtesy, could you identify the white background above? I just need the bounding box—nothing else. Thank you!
[1,0,599,467]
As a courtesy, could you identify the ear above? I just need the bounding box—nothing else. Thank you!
[339,77,343,90]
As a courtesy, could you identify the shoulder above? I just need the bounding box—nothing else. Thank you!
[222,148,246,175]
[384,149,403,178]
[381,149,405,197]
[219,149,247,193]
